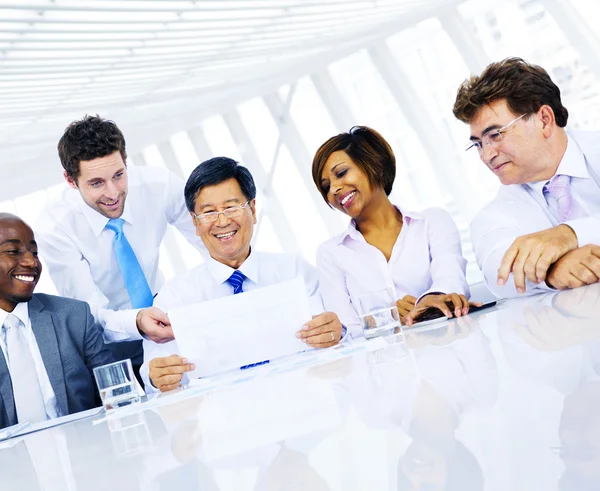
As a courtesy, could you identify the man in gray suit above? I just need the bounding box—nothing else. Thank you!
[0,213,112,430]
[453,58,600,298]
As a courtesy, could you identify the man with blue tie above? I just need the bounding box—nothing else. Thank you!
[143,157,344,392]
[0,213,112,429]
[453,58,600,298]
[36,115,204,381]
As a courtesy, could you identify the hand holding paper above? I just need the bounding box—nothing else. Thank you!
[296,311,343,348]
[149,355,195,392]
[168,278,317,379]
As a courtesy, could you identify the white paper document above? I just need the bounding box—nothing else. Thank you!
[169,277,312,378]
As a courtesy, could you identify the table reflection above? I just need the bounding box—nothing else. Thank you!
[2,285,600,491]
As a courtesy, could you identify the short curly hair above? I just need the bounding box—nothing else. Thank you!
[312,126,396,205]
[58,115,127,181]
[453,57,568,127]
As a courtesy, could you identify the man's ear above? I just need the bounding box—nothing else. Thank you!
[190,212,201,237]
[250,199,257,224]
[64,171,78,190]
[538,105,556,138]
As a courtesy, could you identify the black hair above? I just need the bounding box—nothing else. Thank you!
[184,157,256,212]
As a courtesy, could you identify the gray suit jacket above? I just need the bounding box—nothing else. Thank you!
[0,294,113,429]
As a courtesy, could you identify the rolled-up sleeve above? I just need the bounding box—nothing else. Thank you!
[421,208,470,299]
[316,242,361,339]
[470,204,553,299]
[36,216,143,342]
[565,215,600,248]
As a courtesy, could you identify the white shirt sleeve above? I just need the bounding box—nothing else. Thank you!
[470,205,554,299]
[295,256,325,317]
[140,281,182,392]
[163,169,206,252]
[420,208,470,299]
[565,215,600,247]
[36,220,142,342]
[316,243,362,339]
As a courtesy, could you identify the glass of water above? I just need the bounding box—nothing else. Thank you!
[93,359,140,411]
[357,288,401,339]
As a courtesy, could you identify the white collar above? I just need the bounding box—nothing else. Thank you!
[337,205,422,245]
[78,193,134,237]
[205,248,259,287]
[0,302,30,330]
[528,133,590,196]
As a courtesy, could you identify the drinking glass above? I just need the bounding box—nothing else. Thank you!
[93,359,140,411]
[357,288,401,339]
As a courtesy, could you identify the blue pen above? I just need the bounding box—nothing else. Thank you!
[240,359,270,370]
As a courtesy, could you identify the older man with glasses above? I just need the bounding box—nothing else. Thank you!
[143,157,344,392]
[453,57,600,298]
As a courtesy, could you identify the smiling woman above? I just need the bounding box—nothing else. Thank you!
[311,126,474,337]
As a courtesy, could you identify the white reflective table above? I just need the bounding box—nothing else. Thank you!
[2,284,600,491]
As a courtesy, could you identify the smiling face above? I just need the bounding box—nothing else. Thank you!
[320,150,381,219]
[65,151,128,219]
[469,98,558,185]
[191,177,256,269]
[0,216,42,312]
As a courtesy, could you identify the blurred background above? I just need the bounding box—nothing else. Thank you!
[1,0,600,294]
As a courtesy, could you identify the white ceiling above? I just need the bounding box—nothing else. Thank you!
[0,0,460,198]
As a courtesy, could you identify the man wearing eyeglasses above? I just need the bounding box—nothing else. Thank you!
[144,157,343,392]
[453,57,600,298]
[36,116,205,383]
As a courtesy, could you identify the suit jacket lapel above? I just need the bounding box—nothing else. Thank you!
[0,347,17,426]
[28,295,69,415]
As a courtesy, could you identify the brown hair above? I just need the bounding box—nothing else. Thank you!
[312,126,396,204]
[453,57,568,127]
[58,115,127,181]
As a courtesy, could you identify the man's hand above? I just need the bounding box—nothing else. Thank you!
[404,293,477,327]
[296,311,343,348]
[149,355,195,392]
[136,307,174,343]
[396,295,417,324]
[546,244,600,290]
[497,225,578,293]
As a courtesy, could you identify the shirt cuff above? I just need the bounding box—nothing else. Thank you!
[565,217,600,247]
[120,308,144,341]
[340,325,348,343]
[416,291,445,304]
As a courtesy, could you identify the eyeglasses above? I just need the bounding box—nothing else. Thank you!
[192,200,251,224]
[466,113,527,153]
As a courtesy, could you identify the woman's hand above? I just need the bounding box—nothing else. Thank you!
[396,295,417,325]
[404,293,480,327]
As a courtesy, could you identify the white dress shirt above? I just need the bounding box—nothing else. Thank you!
[471,132,600,299]
[36,165,204,342]
[141,251,323,389]
[0,303,61,420]
[316,206,469,338]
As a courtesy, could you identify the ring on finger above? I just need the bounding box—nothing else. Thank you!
[330,331,334,342]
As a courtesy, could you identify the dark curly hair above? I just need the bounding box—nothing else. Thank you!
[453,57,569,127]
[58,115,127,181]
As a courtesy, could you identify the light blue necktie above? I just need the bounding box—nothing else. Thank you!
[106,218,154,308]
[225,270,246,294]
